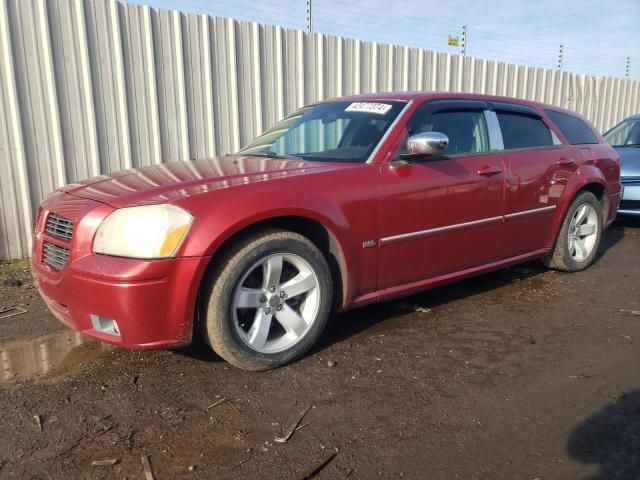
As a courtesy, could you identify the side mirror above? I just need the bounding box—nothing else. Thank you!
[406,131,449,156]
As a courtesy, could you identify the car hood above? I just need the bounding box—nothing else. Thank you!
[615,147,640,178]
[61,155,340,208]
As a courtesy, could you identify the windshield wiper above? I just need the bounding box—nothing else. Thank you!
[267,150,287,158]
[613,143,640,148]
[253,151,304,160]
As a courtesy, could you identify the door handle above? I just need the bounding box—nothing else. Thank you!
[477,165,502,176]
[556,157,575,167]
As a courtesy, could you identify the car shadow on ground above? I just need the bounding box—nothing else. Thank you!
[614,216,640,229]
[593,218,627,264]
[315,260,550,354]
[177,260,556,364]
[316,222,627,354]
[176,224,628,364]
[567,389,640,480]
[176,335,222,362]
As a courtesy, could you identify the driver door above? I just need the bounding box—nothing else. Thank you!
[378,100,506,289]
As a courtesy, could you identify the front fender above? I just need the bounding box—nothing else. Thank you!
[192,202,350,258]
[545,164,607,249]
[173,166,381,307]
[196,201,358,307]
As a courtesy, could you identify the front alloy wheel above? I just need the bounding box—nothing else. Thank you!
[232,253,320,354]
[201,229,332,370]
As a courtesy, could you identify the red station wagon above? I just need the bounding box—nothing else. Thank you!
[31,93,621,370]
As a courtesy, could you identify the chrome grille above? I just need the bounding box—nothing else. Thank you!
[43,242,70,271]
[45,213,74,241]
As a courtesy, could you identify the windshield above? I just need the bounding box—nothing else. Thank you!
[237,101,406,163]
[604,119,640,147]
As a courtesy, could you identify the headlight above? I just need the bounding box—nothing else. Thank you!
[93,205,193,259]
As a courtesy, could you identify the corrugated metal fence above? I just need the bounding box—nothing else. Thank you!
[1,0,639,260]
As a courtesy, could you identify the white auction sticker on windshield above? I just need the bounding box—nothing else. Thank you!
[345,102,392,115]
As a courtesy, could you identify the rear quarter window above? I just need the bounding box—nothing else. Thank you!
[545,110,599,145]
[496,112,553,150]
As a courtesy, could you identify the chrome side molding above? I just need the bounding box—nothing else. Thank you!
[380,205,557,246]
[504,205,556,219]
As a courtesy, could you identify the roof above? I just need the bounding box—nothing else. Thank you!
[322,91,574,116]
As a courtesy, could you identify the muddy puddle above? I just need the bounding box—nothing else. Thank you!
[0,330,110,383]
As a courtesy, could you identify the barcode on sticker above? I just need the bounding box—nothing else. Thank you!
[345,102,392,115]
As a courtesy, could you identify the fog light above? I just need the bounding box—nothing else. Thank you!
[90,315,121,337]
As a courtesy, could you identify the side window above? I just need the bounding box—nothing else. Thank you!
[604,120,640,146]
[624,122,640,145]
[400,110,490,156]
[545,110,598,145]
[496,112,553,150]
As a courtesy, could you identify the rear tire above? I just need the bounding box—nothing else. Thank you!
[543,191,603,272]
[200,229,332,371]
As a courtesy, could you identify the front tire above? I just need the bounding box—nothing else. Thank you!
[543,191,603,272]
[200,229,332,370]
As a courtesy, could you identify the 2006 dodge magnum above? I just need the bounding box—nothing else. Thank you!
[31,92,621,370]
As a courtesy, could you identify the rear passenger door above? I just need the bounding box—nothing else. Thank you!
[493,103,570,257]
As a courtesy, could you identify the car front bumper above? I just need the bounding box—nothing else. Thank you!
[619,182,640,216]
[31,191,210,349]
[31,254,207,349]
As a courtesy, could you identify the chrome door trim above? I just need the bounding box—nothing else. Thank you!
[366,100,413,164]
[504,205,556,219]
[380,215,503,246]
[380,205,557,246]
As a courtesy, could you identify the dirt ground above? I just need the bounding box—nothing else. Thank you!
[1,219,639,480]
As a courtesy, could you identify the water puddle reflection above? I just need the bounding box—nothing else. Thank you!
[0,330,110,383]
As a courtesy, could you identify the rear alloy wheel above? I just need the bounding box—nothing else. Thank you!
[567,203,599,262]
[543,191,603,272]
[201,230,332,370]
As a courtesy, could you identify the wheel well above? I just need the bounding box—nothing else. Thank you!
[580,183,608,222]
[581,182,605,200]
[200,216,347,312]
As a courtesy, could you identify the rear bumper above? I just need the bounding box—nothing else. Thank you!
[31,253,209,349]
